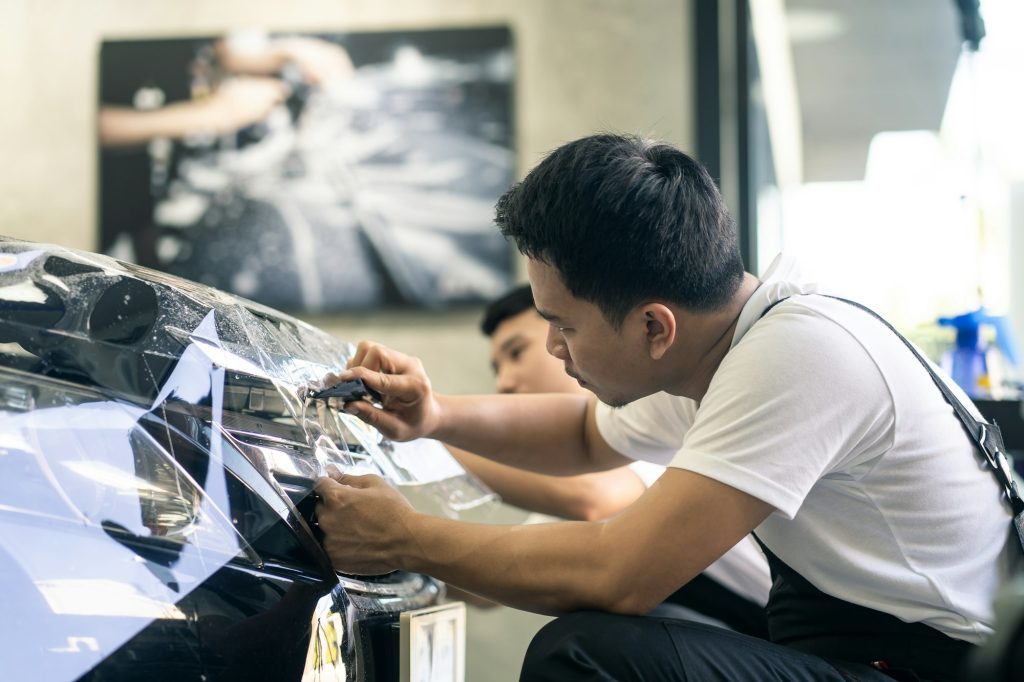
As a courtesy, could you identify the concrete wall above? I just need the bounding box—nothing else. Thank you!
[1,0,695,394]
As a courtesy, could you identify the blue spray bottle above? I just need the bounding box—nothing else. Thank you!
[938,308,1020,398]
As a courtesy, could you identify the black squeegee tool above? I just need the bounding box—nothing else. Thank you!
[307,378,382,404]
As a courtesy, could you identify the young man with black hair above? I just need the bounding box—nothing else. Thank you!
[452,284,770,635]
[452,284,658,522]
[315,134,1017,681]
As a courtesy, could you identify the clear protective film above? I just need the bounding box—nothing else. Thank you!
[0,238,494,681]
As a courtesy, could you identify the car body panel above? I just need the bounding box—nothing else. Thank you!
[0,237,496,681]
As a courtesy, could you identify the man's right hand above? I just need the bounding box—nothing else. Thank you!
[322,341,442,442]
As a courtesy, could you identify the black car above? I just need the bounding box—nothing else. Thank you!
[0,237,496,681]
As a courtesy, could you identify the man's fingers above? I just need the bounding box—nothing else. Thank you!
[348,340,374,370]
[349,365,429,405]
[347,341,393,372]
[313,472,380,497]
[313,476,341,495]
[348,341,424,375]
[337,472,381,489]
[321,371,344,387]
[343,366,388,395]
[341,400,412,441]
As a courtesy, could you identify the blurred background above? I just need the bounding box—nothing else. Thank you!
[98,27,516,312]
[1,1,1022,679]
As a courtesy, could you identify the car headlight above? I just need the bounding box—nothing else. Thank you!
[0,367,259,567]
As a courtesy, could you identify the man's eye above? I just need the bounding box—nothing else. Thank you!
[509,346,523,360]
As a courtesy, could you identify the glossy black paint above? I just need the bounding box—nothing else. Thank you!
[77,564,333,682]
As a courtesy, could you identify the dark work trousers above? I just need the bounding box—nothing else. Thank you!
[519,611,896,682]
[664,573,769,638]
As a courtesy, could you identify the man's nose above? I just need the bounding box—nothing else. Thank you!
[495,365,518,394]
[546,326,568,360]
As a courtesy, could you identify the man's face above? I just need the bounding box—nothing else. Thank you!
[489,308,586,395]
[525,259,653,407]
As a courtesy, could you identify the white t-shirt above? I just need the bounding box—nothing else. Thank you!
[596,254,1016,644]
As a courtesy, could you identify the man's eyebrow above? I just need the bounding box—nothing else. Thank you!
[498,334,527,354]
[535,308,562,323]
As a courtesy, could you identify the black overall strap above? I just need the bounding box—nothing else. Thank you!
[761,295,1024,554]
[748,295,1022,681]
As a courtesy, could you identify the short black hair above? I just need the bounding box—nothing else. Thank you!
[480,284,535,337]
[495,133,745,326]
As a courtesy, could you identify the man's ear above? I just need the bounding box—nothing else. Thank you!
[640,303,676,360]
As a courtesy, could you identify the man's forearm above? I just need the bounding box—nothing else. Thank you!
[399,513,633,616]
[449,447,646,521]
[433,393,626,475]
[390,470,772,617]
[316,469,773,618]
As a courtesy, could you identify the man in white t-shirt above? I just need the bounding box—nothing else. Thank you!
[449,284,770,634]
[314,134,1019,681]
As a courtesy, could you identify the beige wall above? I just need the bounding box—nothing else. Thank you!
[0,0,695,393]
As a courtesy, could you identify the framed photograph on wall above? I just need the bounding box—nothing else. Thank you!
[98,27,515,312]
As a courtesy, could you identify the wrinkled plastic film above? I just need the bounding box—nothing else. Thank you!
[0,238,499,512]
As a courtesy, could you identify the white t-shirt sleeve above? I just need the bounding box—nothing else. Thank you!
[595,392,698,465]
[672,305,895,519]
[626,460,665,487]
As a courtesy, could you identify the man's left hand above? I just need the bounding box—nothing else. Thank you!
[314,470,418,575]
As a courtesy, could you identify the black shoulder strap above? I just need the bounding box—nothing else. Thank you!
[761,295,1024,555]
